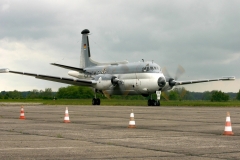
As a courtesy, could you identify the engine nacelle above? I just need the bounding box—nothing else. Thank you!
[68,71,86,79]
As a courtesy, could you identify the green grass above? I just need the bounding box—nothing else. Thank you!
[0,99,240,107]
[56,134,63,138]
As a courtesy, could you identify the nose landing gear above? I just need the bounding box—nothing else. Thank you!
[147,91,161,106]
[147,99,160,106]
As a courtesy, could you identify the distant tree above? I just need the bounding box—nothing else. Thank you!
[27,89,40,99]
[8,90,22,99]
[57,86,94,99]
[202,91,212,100]
[4,93,9,99]
[211,90,229,102]
[236,89,240,100]
[41,88,53,99]
[182,91,195,100]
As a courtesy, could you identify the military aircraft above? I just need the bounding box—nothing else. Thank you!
[0,29,235,106]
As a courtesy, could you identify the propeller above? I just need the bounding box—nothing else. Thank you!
[102,90,111,99]
[162,87,188,101]
[175,65,185,80]
[161,65,186,100]
[161,92,169,101]
[110,75,131,96]
[179,88,187,100]
[162,65,185,87]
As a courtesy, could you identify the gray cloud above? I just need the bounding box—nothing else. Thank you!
[0,0,239,92]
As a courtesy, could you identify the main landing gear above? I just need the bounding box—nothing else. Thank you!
[92,98,100,105]
[148,91,161,106]
[92,89,101,105]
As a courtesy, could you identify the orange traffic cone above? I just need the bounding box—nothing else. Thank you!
[223,112,234,136]
[64,107,70,123]
[19,106,25,120]
[128,109,136,128]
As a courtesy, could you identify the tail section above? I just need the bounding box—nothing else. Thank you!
[80,29,128,68]
[80,29,98,68]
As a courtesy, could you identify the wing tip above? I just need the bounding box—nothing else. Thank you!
[222,76,235,81]
[0,68,10,73]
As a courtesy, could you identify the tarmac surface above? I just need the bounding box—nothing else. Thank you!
[0,104,240,159]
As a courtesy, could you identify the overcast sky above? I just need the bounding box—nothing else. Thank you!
[0,0,239,92]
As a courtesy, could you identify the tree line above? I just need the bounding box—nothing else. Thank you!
[0,86,240,101]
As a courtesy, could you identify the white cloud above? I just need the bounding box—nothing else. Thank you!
[1,3,9,12]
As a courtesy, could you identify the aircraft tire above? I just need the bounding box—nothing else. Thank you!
[153,100,157,106]
[148,99,152,106]
[96,98,100,105]
[92,98,96,105]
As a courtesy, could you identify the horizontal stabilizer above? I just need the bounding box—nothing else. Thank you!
[51,63,84,72]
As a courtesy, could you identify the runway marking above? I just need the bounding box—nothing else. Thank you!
[0,147,75,150]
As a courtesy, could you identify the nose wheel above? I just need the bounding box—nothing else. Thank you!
[147,91,161,106]
[148,99,160,106]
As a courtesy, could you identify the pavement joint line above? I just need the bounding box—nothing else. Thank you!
[2,117,230,136]
[0,128,226,159]
[0,147,75,150]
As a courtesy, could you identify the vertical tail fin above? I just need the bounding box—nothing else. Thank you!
[80,29,98,68]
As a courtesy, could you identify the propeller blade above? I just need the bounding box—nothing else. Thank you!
[121,84,131,96]
[162,67,172,78]
[180,88,187,99]
[175,65,185,80]
[162,91,169,101]
[102,90,111,99]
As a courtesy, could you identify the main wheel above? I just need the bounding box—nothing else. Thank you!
[148,99,152,106]
[96,98,100,105]
[92,98,96,105]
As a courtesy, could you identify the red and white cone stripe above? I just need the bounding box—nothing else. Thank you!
[223,112,234,136]
[128,110,136,128]
[19,106,25,120]
[64,107,70,123]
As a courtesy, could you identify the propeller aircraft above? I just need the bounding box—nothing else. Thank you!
[0,29,235,106]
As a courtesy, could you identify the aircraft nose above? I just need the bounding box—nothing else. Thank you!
[157,76,166,88]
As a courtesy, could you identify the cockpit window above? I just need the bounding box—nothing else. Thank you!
[142,64,161,72]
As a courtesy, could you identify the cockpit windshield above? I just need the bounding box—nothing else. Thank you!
[142,64,161,72]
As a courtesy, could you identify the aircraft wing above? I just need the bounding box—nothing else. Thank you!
[51,63,84,73]
[174,76,235,86]
[0,68,96,87]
